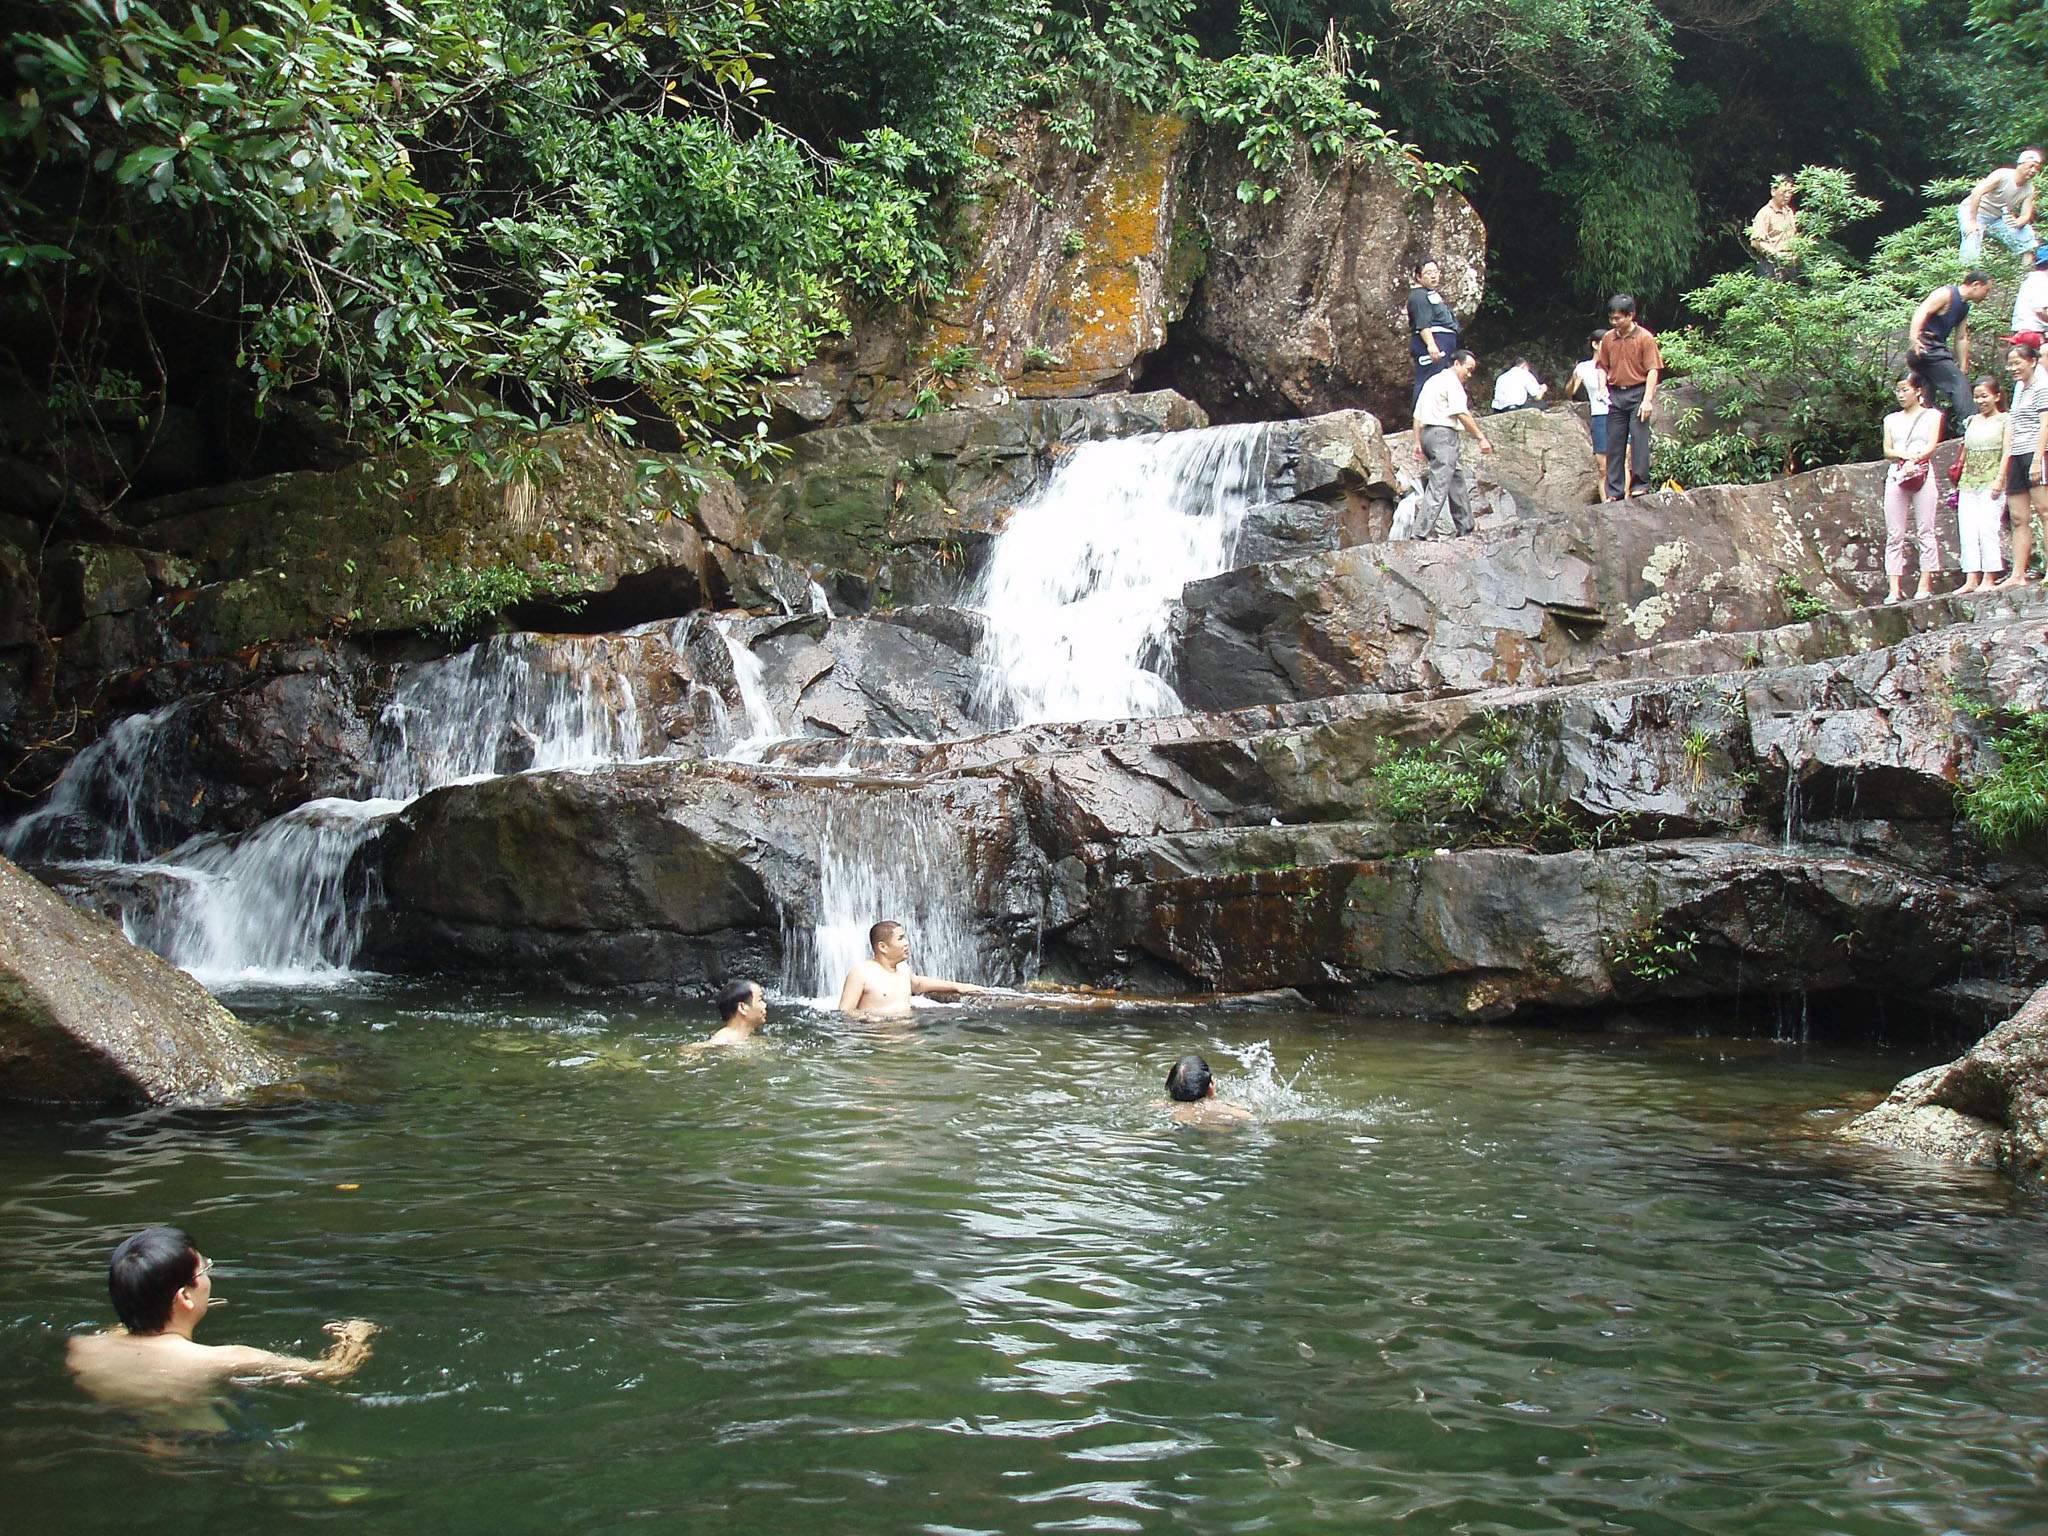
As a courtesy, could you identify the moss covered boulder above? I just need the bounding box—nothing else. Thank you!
[131,427,718,654]
[0,855,292,1104]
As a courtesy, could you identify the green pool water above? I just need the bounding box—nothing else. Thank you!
[3,988,2045,1535]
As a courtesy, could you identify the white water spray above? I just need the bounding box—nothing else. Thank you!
[971,424,1274,726]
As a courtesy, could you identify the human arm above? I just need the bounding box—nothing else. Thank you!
[1957,320,1970,374]
[911,974,987,998]
[219,1320,378,1384]
[1640,366,1661,418]
[1962,170,2001,229]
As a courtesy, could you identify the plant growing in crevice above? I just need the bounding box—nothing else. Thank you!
[1775,571,1831,622]
[1957,710,2048,850]
[402,560,583,640]
[1608,920,1700,984]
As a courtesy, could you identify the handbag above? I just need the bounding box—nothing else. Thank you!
[1896,461,1930,493]
[1947,452,1965,486]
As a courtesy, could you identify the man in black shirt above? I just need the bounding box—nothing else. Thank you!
[1407,259,1459,405]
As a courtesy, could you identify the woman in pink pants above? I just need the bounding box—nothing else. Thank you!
[1882,373,1941,603]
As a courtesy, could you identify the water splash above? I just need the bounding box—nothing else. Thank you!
[780,789,994,1003]
[971,424,1275,726]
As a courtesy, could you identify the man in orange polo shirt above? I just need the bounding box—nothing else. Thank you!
[1593,294,1662,500]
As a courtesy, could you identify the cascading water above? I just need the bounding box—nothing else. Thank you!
[15,633,655,987]
[710,619,783,757]
[781,790,995,1002]
[0,705,184,864]
[971,423,1275,726]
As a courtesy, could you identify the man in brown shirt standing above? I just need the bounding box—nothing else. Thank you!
[1594,294,1662,500]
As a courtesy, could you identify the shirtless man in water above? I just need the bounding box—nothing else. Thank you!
[836,919,988,1016]
[67,1226,379,1411]
[684,978,769,1051]
[1164,1053,1253,1127]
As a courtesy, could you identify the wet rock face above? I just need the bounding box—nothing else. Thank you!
[1847,985,2048,1185]
[132,427,715,655]
[365,761,1047,987]
[0,855,291,1104]
[1153,142,1487,425]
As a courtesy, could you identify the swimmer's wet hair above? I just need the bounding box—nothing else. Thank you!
[868,919,903,953]
[1166,1054,1213,1102]
[109,1225,198,1334]
[715,978,758,1022]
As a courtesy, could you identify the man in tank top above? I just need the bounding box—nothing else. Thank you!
[837,919,987,1017]
[1908,272,1993,424]
[67,1226,379,1418]
[1959,150,2041,264]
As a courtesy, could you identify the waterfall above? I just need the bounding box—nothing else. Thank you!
[370,633,646,798]
[781,790,993,1002]
[711,620,783,755]
[970,423,1274,726]
[14,633,653,985]
[0,704,184,864]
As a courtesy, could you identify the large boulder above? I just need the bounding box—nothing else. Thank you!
[1175,459,1899,709]
[783,110,1486,430]
[1156,141,1487,425]
[0,855,292,1104]
[365,760,1048,987]
[1846,985,2048,1184]
[131,427,720,654]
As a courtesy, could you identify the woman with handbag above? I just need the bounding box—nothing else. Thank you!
[1954,376,2008,593]
[1882,372,1941,604]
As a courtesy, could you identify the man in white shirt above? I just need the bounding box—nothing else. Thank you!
[1412,351,1493,537]
[2012,248,2048,342]
[1489,358,1547,413]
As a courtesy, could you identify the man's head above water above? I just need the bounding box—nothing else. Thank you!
[108,1225,202,1335]
[868,920,907,963]
[1165,1054,1215,1103]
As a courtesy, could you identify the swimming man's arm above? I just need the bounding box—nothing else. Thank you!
[910,973,988,997]
[218,1320,379,1383]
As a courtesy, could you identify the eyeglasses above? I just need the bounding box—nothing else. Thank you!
[195,1256,214,1281]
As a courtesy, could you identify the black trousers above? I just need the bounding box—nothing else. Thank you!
[1909,344,1971,426]
[1605,384,1652,499]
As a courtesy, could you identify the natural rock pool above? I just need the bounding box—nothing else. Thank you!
[5,990,2045,1532]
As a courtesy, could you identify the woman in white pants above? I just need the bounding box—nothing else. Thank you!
[1955,377,2007,592]
[2001,342,2048,586]
[1881,373,1941,603]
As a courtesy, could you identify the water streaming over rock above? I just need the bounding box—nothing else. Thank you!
[780,789,995,1002]
[710,619,784,757]
[0,704,185,864]
[971,423,1275,726]
[14,634,656,986]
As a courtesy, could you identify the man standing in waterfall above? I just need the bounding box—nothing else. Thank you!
[1411,350,1492,537]
[837,920,988,1017]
